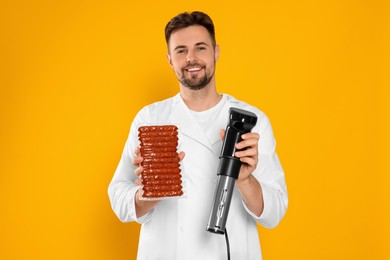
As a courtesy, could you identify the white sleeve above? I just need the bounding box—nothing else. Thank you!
[107,110,154,224]
[242,113,288,228]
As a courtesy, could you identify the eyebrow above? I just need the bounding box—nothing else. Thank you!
[195,42,209,47]
[173,45,187,51]
[173,42,210,51]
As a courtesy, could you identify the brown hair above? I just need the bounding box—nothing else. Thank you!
[165,11,216,48]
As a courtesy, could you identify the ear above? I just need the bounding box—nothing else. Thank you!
[166,52,173,68]
[214,45,220,61]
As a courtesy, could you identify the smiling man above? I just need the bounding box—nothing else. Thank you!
[168,25,218,91]
[108,11,288,260]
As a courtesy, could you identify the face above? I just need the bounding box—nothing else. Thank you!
[167,25,220,90]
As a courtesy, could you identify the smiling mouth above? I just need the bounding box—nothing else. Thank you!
[185,66,203,72]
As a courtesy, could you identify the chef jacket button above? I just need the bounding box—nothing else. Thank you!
[179,226,184,231]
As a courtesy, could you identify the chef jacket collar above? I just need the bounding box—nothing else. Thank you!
[171,93,239,152]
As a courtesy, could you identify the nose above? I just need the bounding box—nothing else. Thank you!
[186,51,197,63]
[186,57,197,63]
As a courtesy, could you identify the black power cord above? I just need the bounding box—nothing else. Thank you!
[225,228,231,260]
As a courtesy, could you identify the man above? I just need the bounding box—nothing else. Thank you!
[108,11,288,260]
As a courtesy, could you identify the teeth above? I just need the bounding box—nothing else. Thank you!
[187,67,201,72]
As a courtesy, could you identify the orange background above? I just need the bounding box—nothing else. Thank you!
[1,0,389,259]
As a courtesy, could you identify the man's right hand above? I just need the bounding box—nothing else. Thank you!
[132,146,185,218]
[132,146,144,186]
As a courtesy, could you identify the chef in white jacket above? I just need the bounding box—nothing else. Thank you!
[108,11,288,260]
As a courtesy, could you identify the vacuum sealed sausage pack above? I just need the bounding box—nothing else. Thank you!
[137,124,184,200]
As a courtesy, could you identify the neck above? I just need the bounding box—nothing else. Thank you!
[179,82,221,112]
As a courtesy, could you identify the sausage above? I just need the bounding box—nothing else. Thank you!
[142,173,182,180]
[143,184,182,192]
[142,152,178,158]
[139,136,179,143]
[143,179,182,186]
[142,168,181,174]
[138,125,178,132]
[138,125,183,199]
[139,130,178,137]
[142,157,180,164]
[142,172,181,178]
[143,189,184,198]
[140,147,177,153]
[142,162,180,169]
[140,141,178,147]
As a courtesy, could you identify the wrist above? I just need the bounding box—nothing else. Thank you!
[236,174,253,188]
[135,190,160,218]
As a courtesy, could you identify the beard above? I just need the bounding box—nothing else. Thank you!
[179,73,212,90]
[178,63,215,90]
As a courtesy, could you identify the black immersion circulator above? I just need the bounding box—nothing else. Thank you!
[207,107,258,235]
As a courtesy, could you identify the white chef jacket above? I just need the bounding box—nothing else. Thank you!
[108,93,288,260]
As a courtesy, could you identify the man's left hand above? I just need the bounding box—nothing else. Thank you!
[220,129,260,184]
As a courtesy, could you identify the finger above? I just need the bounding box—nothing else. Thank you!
[178,151,185,161]
[236,138,258,150]
[135,178,143,185]
[133,146,143,166]
[219,128,225,141]
[135,166,144,176]
[235,147,257,158]
[133,155,144,166]
[239,156,257,167]
[242,132,260,140]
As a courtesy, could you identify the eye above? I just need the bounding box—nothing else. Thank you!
[197,47,206,51]
[176,49,186,55]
